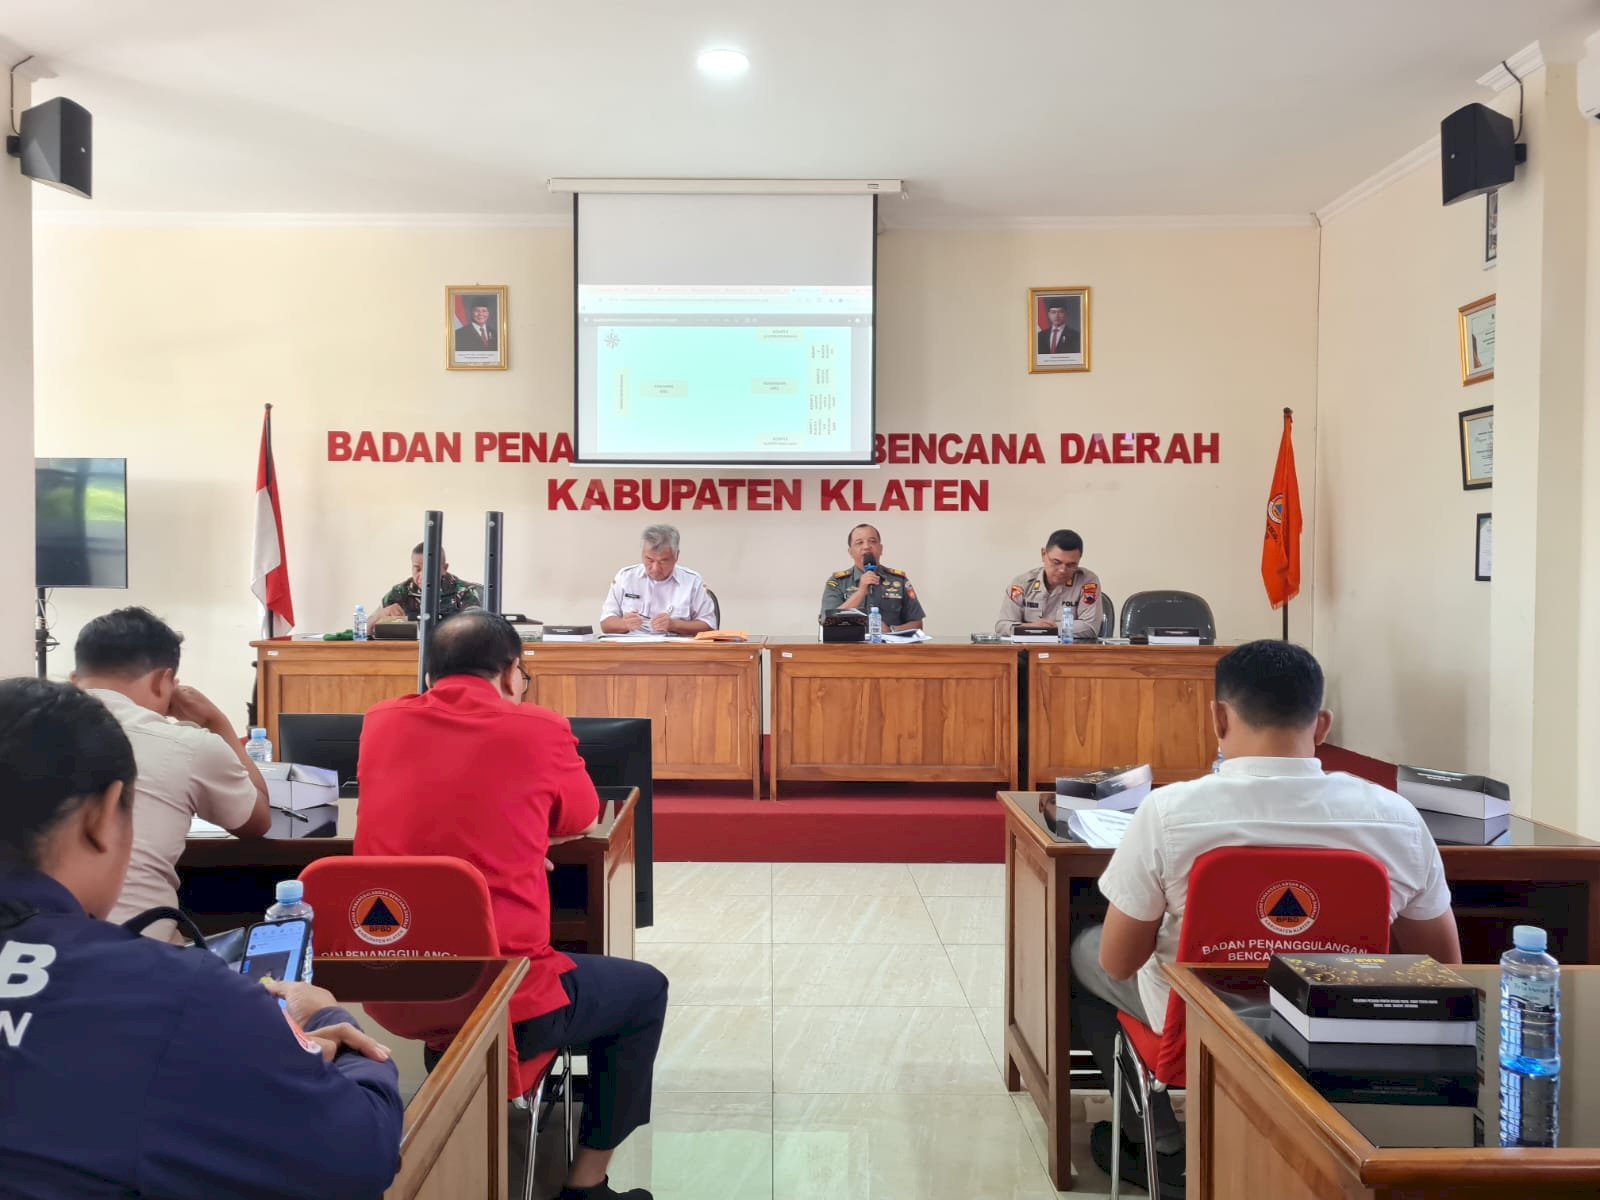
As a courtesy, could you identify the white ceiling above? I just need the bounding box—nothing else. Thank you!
[5,0,1598,224]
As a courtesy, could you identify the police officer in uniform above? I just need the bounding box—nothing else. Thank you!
[0,678,403,1199]
[374,541,482,623]
[996,528,1104,637]
[820,523,926,631]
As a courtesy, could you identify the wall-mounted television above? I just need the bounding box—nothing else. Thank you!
[35,457,128,589]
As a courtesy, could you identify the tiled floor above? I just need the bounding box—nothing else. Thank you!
[594,861,1118,1200]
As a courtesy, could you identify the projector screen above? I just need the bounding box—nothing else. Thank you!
[575,192,876,465]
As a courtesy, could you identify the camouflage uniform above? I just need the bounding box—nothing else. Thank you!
[821,565,927,628]
[995,566,1103,637]
[379,573,483,620]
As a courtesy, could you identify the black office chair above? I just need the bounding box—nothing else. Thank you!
[1119,590,1216,641]
[569,716,655,930]
[1099,592,1116,640]
[278,713,365,796]
[706,588,721,629]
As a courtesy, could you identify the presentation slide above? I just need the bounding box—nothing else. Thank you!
[575,193,876,465]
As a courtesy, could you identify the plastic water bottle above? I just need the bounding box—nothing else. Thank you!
[1213,747,1224,774]
[1500,925,1560,1076]
[867,607,884,643]
[1060,615,1074,644]
[246,727,273,764]
[266,879,315,985]
[1500,1067,1559,1147]
[353,604,368,642]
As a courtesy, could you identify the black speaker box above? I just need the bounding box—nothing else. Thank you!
[15,97,93,199]
[1440,102,1519,206]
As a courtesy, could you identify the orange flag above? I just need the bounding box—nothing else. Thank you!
[1261,409,1302,609]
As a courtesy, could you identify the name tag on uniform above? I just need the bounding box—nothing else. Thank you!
[623,592,642,600]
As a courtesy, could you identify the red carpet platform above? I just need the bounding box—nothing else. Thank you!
[654,745,1399,864]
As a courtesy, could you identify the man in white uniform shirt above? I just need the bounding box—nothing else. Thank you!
[599,524,718,636]
[72,607,271,941]
[1075,640,1461,1196]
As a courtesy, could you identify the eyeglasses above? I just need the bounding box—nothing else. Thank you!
[515,663,531,689]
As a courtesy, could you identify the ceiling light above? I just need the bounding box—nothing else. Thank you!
[697,48,749,79]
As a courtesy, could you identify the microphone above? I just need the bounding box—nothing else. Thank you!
[860,554,880,605]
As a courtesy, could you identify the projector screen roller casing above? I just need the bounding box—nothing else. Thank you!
[574,192,877,465]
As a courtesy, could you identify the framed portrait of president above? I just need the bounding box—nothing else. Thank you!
[447,284,508,370]
[1028,286,1091,374]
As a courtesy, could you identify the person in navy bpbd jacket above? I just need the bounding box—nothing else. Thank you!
[0,678,404,1200]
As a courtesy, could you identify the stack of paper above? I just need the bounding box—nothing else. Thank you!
[600,632,669,642]
[188,816,230,838]
[1064,808,1134,848]
[881,630,932,643]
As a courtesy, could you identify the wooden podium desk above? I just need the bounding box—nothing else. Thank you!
[998,790,1600,1190]
[317,956,526,1200]
[1025,643,1229,787]
[179,786,638,959]
[1174,963,1600,1199]
[252,638,764,798]
[768,641,1020,800]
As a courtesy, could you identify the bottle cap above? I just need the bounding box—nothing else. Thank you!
[249,727,266,739]
[1513,925,1548,953]
[275,879,305,905]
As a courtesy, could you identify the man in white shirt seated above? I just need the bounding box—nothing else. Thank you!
[1073,640,1461,1197]
[72,607,271,940]
[599,524,718,636]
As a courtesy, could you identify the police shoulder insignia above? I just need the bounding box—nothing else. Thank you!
[1082,582,1099,603]
[1009,585,1024,602]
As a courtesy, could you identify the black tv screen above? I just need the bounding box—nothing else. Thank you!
[35,457,128,589]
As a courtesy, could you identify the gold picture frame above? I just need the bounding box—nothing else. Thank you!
[1028,286,1091,373]
[446,285,508,370]
[1458,293,1494,386]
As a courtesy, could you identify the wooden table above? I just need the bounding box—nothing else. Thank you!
[179,786,638,958]
[1173,963,1600,1198]
[768,642,1020,799]
[315,956,526,1200]
[253,639,764,798]
[997,790,1600,1190]
[1025,644,1229,787]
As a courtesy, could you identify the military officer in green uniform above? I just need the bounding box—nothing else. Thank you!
[374,542,483,623]
[820,523,926,631]
[996,529,1104,637]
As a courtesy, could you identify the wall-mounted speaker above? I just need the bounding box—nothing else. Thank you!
[1440,102,1522,207]
[6,97,93,199]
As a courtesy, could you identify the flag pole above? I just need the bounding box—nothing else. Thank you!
[1282,407,1292,642]
[260,404,274,640]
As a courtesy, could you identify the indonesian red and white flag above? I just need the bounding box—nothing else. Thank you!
[251,404,296,636]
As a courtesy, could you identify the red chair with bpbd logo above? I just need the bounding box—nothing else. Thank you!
[300,855,573,1200]
[1109,846,1391,1199]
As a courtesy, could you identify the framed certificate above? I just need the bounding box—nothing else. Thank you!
[1458,294,1495,385]
[1458,405,1493,490]
[1475,513,1492,582]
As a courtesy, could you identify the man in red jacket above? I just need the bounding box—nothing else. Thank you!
[357,612,666,1200]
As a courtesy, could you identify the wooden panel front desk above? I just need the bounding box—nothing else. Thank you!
[768,642,1019,800]
[1026,643,1228,787]
[253,638,763,798]
[179,787,638,959]
[998,790,1600,1191]
[1174,962,1600,1199]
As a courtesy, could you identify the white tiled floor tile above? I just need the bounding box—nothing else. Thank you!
[638,943,773,1006]
[653,861,773,897]
[924,894,1006,944]
[772,862,918,896]
[945,942,1005,1008]
[638,894,771,944]
[604,1093,773,1200]
[772,943,967,1007]
[773,1093,1064,1199]
[772,894,940,944]
[655,1005,773,1093]
[1013,1093,1114,1196]
[772,1005,1004,1095]
[910,862,1006,897]
[973,1005,1007,1075]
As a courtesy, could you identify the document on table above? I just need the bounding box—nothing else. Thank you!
[188,816,231,838]
[1065,808,1134,848]
[599,632,670,642]
[881,630,932,643]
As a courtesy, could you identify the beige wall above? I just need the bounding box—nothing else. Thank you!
[1313,159,1496,772]
[1,75,34,676]
[1578,117,1600,831]
[33,223,1318,721]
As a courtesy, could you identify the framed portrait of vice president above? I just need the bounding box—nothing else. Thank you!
[1028,287,1091,374]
